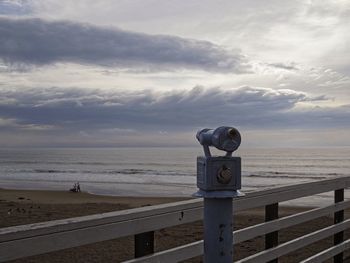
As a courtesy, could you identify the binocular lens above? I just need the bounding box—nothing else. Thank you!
[228,128,238,139]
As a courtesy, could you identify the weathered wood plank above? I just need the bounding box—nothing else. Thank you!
[234,200,350,244]
[121,200,350,263]
[0,198,203,243]
[300,238,350,263]
[236,219,350,263]
[0,207,200,262]
[234,177,350,211]
[123,240,203,263]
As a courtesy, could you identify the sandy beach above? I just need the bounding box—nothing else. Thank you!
[1,188,349,263]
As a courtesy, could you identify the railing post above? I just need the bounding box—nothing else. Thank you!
[334,189,344,263]
[265,202,279,263]
[134,231,154,258]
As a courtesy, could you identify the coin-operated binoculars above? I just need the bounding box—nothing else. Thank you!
[194,126,243,263]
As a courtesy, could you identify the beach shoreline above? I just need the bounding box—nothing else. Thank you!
[0,188,189,206]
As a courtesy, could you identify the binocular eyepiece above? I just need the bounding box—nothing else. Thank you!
[196,126,241,157]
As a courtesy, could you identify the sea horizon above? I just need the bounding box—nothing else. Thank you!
[1,146,349,206]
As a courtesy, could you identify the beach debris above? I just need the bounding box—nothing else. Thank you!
[69,182,81,193]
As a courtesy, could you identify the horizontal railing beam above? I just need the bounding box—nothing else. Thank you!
[300,239,350,263]
[124,240,204,263]
[235,200,350,244]
[0,204,202,262]
[234,177,350,211]
[236,219,350,263]
[0,199,203,243]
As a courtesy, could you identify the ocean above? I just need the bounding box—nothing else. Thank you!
[0,147,349,206]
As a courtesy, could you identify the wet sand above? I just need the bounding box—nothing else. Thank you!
[1,188,349,262]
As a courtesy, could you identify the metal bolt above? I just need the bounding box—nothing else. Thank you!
[217,165,232,184]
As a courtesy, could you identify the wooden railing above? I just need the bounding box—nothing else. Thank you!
[1,177,350,262]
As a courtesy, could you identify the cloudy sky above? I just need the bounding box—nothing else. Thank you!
[0,0,349,148]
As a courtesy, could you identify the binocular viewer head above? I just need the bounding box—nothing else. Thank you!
[195,126,242,195]
[196,126,241,156]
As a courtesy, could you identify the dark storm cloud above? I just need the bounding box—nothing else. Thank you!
[0,17,245,72]
[268,62,298,71]
[1,86,348,133]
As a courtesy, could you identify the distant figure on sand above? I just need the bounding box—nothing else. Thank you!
[69,182,81,193]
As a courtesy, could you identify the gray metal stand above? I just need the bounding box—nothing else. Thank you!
[204,198,233,263]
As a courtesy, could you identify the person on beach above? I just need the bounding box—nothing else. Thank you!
[69,182,81,193]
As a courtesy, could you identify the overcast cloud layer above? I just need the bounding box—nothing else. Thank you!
[0,0,349,147]
[1,86,347,131]
[0,17,244,72]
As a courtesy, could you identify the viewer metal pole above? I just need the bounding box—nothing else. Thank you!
[204,198,233,262]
